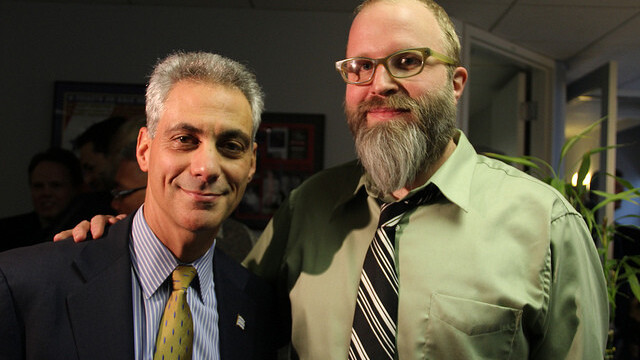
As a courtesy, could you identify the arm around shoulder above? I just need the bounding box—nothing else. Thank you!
[243,188,296,284]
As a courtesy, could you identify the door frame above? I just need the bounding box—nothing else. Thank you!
[458,23,556,163]
[567,62,619,224]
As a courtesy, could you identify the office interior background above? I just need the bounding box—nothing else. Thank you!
[1,0,639,227]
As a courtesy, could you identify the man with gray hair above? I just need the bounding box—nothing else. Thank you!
[0,51,278,359]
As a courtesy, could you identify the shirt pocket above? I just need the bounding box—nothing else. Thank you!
[424,293,522,360]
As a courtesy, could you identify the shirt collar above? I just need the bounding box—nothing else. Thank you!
[130,206,215,301]
[344,130,475,212]
[427,130,474,212]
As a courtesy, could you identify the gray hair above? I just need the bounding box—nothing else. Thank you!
[355,0,461,71]
[145,51,264,139]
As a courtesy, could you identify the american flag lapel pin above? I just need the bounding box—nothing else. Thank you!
[236,314,246,330]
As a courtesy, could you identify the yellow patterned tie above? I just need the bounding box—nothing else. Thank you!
[154,265,197,360]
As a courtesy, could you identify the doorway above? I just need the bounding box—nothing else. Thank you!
[467,44,529,158]
[460,25,555,164]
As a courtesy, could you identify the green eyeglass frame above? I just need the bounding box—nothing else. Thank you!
[335,47,457,85]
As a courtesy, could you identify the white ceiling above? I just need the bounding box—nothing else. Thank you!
[438,0,640,95]
[23,0,640,94]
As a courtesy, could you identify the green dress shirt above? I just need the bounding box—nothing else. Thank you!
[244,131,609,359]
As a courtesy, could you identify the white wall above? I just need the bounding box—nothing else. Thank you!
[0,1,355,218]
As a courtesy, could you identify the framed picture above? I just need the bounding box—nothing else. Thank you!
[234,112,325,229]
[52,81,146,149]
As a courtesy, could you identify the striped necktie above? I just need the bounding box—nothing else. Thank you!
[349,184,440,359]
[154,265,197,360]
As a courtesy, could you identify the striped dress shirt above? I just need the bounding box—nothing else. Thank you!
[129,206,220,360]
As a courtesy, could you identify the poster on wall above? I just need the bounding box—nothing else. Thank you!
[52,81,146,149]
[234,112,325,230]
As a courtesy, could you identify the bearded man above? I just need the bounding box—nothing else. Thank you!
[243,0,608,358]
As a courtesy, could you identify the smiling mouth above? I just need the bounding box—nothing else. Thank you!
[181,188,226,202]
[366,107,410,122]
[368,107,409,114]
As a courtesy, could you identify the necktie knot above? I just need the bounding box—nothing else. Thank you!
[172,265,197,291]
[379,183,440,226]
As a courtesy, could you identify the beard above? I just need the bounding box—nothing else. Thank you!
[346,85,457,196]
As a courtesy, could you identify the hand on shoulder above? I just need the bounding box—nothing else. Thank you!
[53,214,126,243]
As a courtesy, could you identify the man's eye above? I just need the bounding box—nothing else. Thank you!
[50,181,64,189]
[361,62,373,71]
[347,60,372,73]
[392,54,423,70]
[174,135,199,147]
[219,141,246,157]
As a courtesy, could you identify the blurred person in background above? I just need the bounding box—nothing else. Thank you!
[73,116,127,193]
[0,148,84,251]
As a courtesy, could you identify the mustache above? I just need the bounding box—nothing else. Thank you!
[348,93,422,135]
[357,93,419,113]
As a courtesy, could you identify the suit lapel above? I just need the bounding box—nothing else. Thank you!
[215,250,257,359]
[66,217,135,360]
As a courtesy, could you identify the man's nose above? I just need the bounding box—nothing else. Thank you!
[368,63,399,97]
[40,184,55,195]
[190,143,222,182]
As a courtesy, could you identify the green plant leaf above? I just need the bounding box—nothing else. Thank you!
[549,178,566,195]
[614,220,640,230]
[627,255,640,268]
[615,176,636,193]
[567,145,620,178]
[591,189,640,212]
[484,153,540,169]
[577,153,591,188]
[623,263,640,302]
[560,117,606,164]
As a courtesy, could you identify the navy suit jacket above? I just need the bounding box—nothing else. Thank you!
[0,216,278,359]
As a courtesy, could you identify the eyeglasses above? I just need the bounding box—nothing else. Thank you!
[110,186,146,200]
[335,47,456,85]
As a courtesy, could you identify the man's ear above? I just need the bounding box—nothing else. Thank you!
[452,66,468,102]
[136,127,151,172]
[248,141,257,182]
